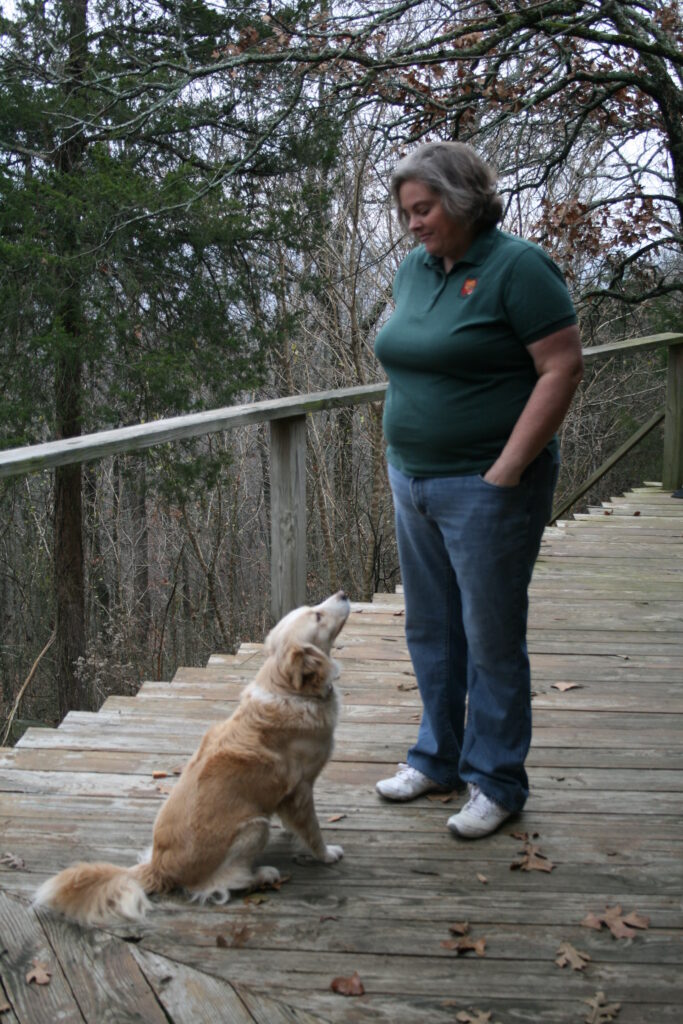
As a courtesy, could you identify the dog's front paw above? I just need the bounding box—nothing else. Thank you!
[322,844,344,864]
[255,866,281,887]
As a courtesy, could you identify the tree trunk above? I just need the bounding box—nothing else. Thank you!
[54,340,88,716]
[53,0,90,717]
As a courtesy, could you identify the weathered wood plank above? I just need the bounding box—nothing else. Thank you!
[270,415,307,620]
[36,909,171,1024]
[0,890,87,1024]
[0,486,681,1024]
[129,947,260,1023]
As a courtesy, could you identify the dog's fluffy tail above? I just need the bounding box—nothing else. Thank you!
[33,859,162,927]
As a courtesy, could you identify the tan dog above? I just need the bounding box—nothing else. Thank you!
[34,591,351,926]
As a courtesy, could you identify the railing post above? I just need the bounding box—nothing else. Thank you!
[270,415,307,622]
[662,341,683,490]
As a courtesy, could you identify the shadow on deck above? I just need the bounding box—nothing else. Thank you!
[1,483,682,1023]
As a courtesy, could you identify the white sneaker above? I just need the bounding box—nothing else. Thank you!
[375,763,450,801]
[447,784,512,838]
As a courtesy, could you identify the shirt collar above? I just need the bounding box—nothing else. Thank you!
[422,226,498,271]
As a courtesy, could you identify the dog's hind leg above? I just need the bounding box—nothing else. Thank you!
[277,784,343,863]
[186,817,279,904]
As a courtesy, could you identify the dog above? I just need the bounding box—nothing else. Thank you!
[34,590,351,927]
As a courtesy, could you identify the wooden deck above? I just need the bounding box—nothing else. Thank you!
[1,483,682,1024]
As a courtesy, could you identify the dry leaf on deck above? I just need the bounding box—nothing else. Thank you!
[583,990,621,1022]
[397,682,418,691]
[456,1011,497,1024]
[441,936,486,956]
[510,838,554,873]
[330,970,365,996]
[229,924,252,947]
[26,959,51,986]
[551,681,583,692]
[152,770,168,779]
[476,873,488,884]
[327,813,347,823]
[216,934,228,948]
[448,921,470,936]
[581,904,650,939]
[427,792,454,803]
[0,851,25,869]
[243,892,269,905]
[555,941,591,971]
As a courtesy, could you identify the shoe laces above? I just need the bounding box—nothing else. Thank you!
[466,784,496,818]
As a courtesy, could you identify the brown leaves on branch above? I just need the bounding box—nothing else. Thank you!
[581,905,650,939]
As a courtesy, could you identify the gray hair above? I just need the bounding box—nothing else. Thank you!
[391,142,503,230]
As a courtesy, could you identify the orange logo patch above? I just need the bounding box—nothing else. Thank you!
[461,278,478,296]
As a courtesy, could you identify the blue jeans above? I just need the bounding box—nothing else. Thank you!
[388,452,558,812]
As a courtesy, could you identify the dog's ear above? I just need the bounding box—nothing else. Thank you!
[281,642,330,693]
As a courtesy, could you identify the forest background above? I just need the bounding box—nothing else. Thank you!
[1,0,681,737]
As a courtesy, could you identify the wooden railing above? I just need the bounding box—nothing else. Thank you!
[1,332,682,619]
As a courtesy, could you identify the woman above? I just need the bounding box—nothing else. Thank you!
[374,142,583,838]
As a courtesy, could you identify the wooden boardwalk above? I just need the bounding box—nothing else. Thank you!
[1,483,682,1024]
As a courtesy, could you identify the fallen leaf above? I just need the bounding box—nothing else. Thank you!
[427,792,454,803]
[583,990,621,1022]
[26,959,51,985]
[0,851,25,869]
[448,921,470,935]
[327,813,347,823]
[555,941,591,971]
[330,970,365,996]
[152,770,168,779]
[456,1011,498,1024]
[216,934,228,948]
[243,892,269,905]
[581,904,649,939]
[551,681,583,692]
[442,936,487,956]
[633,510,640,516]
[510,837,555,873]
[620,910,650,930]
[229,924,251,947]
[476,873,488,884]
[397,682,418,691]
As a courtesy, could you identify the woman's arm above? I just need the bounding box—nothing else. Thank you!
[483,325,584,487]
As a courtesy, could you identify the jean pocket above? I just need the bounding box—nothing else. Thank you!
[477,474,522,493]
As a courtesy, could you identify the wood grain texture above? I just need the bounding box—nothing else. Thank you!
[0,483,681,1023]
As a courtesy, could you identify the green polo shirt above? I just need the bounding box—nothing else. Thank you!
[374,227,577,477]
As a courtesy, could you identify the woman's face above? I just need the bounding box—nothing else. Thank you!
[398,180,473,270]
